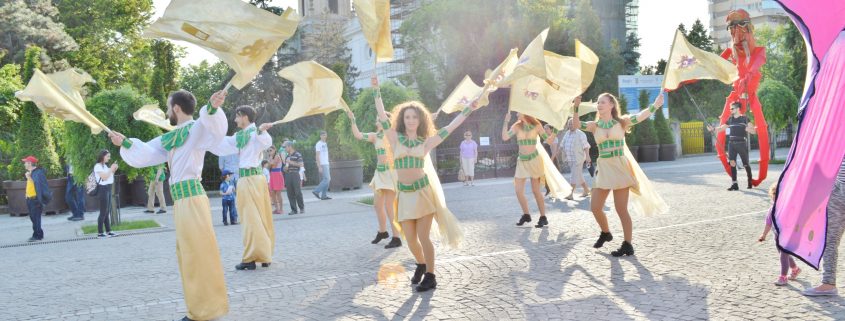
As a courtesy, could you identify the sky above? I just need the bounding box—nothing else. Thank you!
[152,0,711,69]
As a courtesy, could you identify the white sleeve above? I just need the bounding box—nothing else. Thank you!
[256,130,273,150]
[209,135,238,157]
[120,136,168,168]
[315,142,321,152]
[192,105,228,150]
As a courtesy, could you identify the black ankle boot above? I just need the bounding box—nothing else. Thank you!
[534,216,548,228]
[747,182,753,189]
[371,231,389,244]
[384,237,402,249]
[411,264,426,284]
[236,262,257,270]
[727,183,739,191]
[516,214,532,226]
[416,272,437,292]
[611,241,635,257]
[593,232,613,248]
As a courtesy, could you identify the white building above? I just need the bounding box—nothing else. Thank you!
[708,0,791,49]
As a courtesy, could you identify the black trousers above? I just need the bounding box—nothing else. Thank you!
[27,198,44,240]
[98,184,113,234]
[284,172,304,212]
[728,141,752,183]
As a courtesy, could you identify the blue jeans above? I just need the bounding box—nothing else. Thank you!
[27,198,44,240]
[314,164,331,198]
[65,175,85,218]
[222,199,238,223]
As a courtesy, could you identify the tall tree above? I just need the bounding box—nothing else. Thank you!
[621,32,641,75]
[0,0,78,65]
[758,79,798,159]
[686,19,714,51]
[149,40,179,108]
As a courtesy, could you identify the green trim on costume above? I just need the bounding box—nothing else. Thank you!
[522,124,535,132]
[239,167,262,178]
[398,134,424,148]
[235,127,256,149]
[539,133,549,141]
[393,155,425,169]
[517,138,537,146]
[170,179,206,201]
[397,175,430,192]
[518,150,540,161]
[208,105,219,115]
[648,104,657,113]
[376,163,389,172]
[380,120,391,130]
[161,123,194,151]
[437,128,450,139]
[121,138,133,149]
[507,130,515,138]
[376,148,386,155]
[599,149,625,158]
[596,119,618,129]
[461,106,472,116]
[580,122,588,130]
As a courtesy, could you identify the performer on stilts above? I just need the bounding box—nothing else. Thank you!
[210,105,276,270]
[109,90,229,321]
[373,76,468,292]
[346,108,402,249]
[501,112,564,228]
[707,101,757,190]
[572,93,668,257]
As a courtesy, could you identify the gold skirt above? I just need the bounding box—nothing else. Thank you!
[173,195,229,320]
[369,169,397,193]
[397,184,438,221]
[594,156,638,190]
[515,156,544,179]
[236,175,275,264]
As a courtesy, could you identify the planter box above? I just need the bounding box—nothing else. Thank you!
[639,144,660,163]
[131,178,174,208]
[329,159,364,191]
[83,175,132,212]
[628,145,639,161]
[659,144,678,161]
[2,178,69,216]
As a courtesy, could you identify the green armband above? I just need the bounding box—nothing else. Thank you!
[207,104,219,115]
[630,117,639,125]
[461,106,472,116]
[121,138,133,149]
[540,133,549,140]
[437,128,450,139]
[380,120,391,130]
[648,104,657,113]
[579,122,587,130]
[550,128,559,134]
[507,130,515,138]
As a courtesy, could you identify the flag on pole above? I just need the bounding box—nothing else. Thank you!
[276,61,350,123]
[133,104,175,131]
[144,0,301,89]
[15,69,108,134]
[662,29,739,90]
[438,76,483,114]
[353,0,393,62]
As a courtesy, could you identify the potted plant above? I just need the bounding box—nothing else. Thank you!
[654,108,677,161]
[636,118,660,162]
[64,87,162,212]
[617,94,638,159]
[3,46,68,216]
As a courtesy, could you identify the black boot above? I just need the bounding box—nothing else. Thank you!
[727,183,739,191]
[235,262,257,270]
[384,237,402,249]
[371,231,389,244]
[516,214,532,226]
[747,182,753,189]
[416,272,437,292]
[411,263,426,284]
[593,232,613,248]
[534,216,548,228]
[611,241,635,257]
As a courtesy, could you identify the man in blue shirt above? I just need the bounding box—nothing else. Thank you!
[220,170,238,225]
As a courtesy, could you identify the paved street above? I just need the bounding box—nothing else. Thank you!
[2,150,845,320]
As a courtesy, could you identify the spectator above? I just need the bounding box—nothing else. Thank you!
[284,141,305,214]
[23,156,50,242]
[313,130,332,200]
[144,163,167,214]
[459,130,478,186]
[65,162,86,221]
[94,149,118,238]
[219,170,238,225]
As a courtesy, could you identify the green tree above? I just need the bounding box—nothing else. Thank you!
[758,79,798,159]
[755,24,806,101]
[325,62,359,161]
[149,40,179,108]
[0,0,78,64]
[686,19,714,50]
[0,62,24,185]
[65,87,161,182]
[653,107,674,145]
[635,90,658,145]
[9,46,62,179]
[621,31,641,75]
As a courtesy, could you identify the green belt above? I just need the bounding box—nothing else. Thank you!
[598,139,625,149]
[170,179,206,201]
[376,163,389,172]
[517,139,537,146]
[376,148,386,155]
[397,175,430,192]
[599,149,625,158]
[239,167,262,178]
[518,150,539,161]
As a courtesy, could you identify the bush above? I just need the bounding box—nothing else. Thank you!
[332,81,420,175]
[65,87,162,183]
[653,108,674,145]
[636,119,659,145]
[9,46,63,179]
[0,63,23,185]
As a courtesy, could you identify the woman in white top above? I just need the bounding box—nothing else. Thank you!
[94,149,118,238]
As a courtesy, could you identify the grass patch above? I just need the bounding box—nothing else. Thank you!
[751,159,786,165]
[81,219,160,235]
[357,196,374,205]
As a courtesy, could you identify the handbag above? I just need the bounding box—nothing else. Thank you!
[458,168,466,182]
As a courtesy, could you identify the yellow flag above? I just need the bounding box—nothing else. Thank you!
[662,29,738,90]
[133,104,175,131]
[276,61,349,123]
[144,0,301,89]
[15,69,108,134]
[438,76,483,114]
[353,0,393,62]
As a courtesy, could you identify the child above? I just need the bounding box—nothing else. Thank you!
[759,184,800,285]
[300,166,306,188]
[262,160,271,184]
[220,170,238,225]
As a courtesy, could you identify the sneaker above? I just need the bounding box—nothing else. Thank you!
[789,267,801,280]
[224,222,229,226]
[727,183,739,191]
[157,209,167,214]
[68,216,83,221]
[143,210,154,213]
[774,275,788,286]
[231,222,239,225]
[321,196,332,200]
[288,211,298,215]
[107,232,118,238]
[97,234,107,239]
[803,286,839,296]
[312,191,320,199]
[27,237,40,242]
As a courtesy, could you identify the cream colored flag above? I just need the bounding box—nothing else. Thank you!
[276,61,349,123]
[133,104,175,131]
[144,0,301,89]
[353,0,393,62]
[663,29,738,90]
[438,76,483,114]
[15,69,108,134]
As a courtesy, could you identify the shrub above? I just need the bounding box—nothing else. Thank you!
[654,108,674,145]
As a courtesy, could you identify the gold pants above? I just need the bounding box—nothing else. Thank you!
[237,175,275,263]
[173,195,229,320]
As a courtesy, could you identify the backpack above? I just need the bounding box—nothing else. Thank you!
[86,171,100,196]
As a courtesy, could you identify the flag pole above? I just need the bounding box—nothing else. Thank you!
[661,30,681,90]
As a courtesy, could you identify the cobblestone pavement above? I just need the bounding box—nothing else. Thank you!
[3,150,845,320]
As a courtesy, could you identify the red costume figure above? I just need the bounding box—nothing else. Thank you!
[717,9,769,186]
